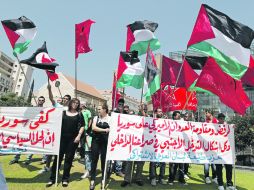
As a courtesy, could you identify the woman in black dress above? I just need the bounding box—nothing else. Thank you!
[46,98,85,187]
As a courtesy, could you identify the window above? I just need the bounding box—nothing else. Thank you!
[19,79,22,82]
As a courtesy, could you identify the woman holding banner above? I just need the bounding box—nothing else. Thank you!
[89,103,110,190]
[46,98,85,187]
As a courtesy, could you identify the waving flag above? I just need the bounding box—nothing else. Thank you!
[143,46,160,102]
[196,57,252,115]
[126,20,160,55]
[1,16,37,55]
[152,85,197,112]
[188,4,254,80]
[20,42,59,73]
[116,51,144,89]
[75,19,95,59]
[161,55,198,88]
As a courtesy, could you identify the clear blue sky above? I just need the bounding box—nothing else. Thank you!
[1,0,254,99]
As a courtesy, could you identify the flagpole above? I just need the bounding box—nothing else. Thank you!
[113,71,117,110]
[15,55,38,105]
[181,91,194,113]
[75,58,77,98]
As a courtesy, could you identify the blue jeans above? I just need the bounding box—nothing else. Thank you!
[204,163,216,179]
[84,151,92,172]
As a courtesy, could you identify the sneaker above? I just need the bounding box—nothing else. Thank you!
[81,171,89,179]
[212,177,218,184]
[151,178,157,186]
[168,180,174,185]
[116,172,125,178]
[184,174,190,180]
[218,186,225,190]
[135,180,144,186]
[62,181,68,187]
[226,186,237,190]
[9,160,18,165]
[38,166,50,174]
[121,181,130,187]
[46,181,55,188]
[159,179,167,185]
[205,177,211,184]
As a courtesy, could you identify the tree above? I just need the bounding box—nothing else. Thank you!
[0,93,32,107]
[229,115,254,151]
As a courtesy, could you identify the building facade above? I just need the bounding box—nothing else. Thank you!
[0,51,15,94]
[33,72,106,108]
[99,89,140,112]
[11,63,34,98]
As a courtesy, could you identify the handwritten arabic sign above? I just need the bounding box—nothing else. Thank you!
[0,107,63,155]
[107,113,235,164]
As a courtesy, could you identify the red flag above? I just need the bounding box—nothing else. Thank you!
[75,19,95,59]
[241,55,254,86]
[112,72,121,109]
[161,55,198,88]
[196,57,252,115]
[152,85,197,112]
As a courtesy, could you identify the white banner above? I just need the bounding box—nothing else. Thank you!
[0,107,63,155]
[107,113,235,164]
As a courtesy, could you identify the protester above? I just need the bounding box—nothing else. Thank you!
[80,102,92,179]
[183,112,191,180]
[48,84,71,109]
[89,103,110,190]
[46,98,85,187]
[168,111,187,185]
[216,113,236,190]
[113,98,125,177]
[149,108,167,186]
[9,96,46,165]
[204,109,218,184]
[121,104,147,187]
[39,85,72,174]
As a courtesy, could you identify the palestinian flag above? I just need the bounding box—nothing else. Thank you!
[126,20,160,55]
[20,42,59,73]
[143,46,160,102]
[1,16,37,55]
[116,51,144,89]
[188,4,254,80]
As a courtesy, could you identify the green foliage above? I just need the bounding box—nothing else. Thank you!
[0,92,32,107]
[229,115,254,151]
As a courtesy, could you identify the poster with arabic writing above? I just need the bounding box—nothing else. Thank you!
[107,113,235,164]
[0,107,63,155]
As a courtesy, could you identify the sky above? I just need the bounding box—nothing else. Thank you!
[1,0,254,99]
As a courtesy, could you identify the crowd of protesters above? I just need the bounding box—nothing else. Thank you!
[0,86,236,190]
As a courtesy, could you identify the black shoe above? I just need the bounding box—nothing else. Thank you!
[9,160,18,165]
[121,181,130,187]
[135,180,144,186]
[62,181,68,187]
[25,160,31,165]
[179,179,187,185]
[46,181,54,187]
